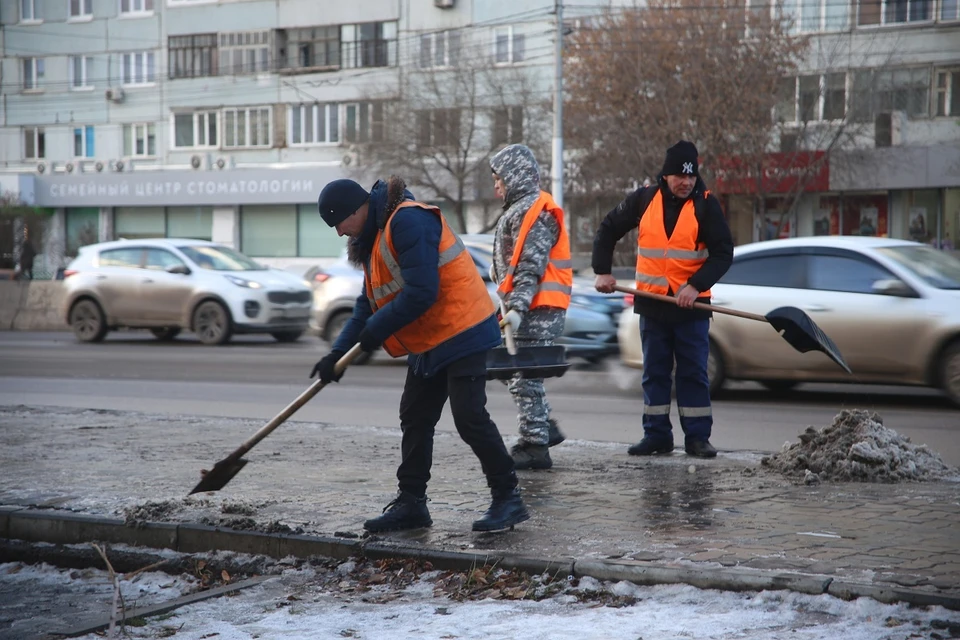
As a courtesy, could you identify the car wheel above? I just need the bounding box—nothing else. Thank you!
[69,298,108,343]
[939,341,960,407]
[707,340,725,397]
[150,327,181,341]
[759,380,798,393]
[323,310,352,344]
[193,300,233,346]
[271,330,303,343]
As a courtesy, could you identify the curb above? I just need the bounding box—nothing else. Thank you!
[2,505,958,611]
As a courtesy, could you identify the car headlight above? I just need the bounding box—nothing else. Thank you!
[224,275,263,289]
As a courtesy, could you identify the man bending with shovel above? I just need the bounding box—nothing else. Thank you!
[311,176,530,533]
[593,141,733,459]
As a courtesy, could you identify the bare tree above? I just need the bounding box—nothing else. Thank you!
[347,36,552,233]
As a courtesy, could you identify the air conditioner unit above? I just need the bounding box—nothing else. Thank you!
[94,160,106,173]
[434,0,454,7]
[214,156,233,170]
[341,151,358,167]
[109,158,127,172]
[105,87,125,103]
[190,153,211,170]
[65,161,76,173]
[36,161,47,174]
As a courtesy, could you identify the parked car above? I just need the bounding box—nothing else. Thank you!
[618,237,960,406]
[309,235,619,363]
[62,238,313,345]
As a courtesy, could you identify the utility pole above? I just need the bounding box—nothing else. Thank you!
[552,0,564,210]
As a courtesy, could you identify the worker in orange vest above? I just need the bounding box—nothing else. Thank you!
[593,141,733,458]
[311,176,529,533]
[489,144,573,470]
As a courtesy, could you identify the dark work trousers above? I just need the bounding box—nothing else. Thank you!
[396,351,517,498]
[639,314,713,444]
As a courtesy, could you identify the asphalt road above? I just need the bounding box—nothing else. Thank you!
[1,331,957,465]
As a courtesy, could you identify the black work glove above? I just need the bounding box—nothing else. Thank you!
[310,351,345,383]
[358,328,382,353]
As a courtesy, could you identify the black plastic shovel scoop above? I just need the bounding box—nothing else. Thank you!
[486,303,570,380]
[189,343,365,495]
[614,285,851,374]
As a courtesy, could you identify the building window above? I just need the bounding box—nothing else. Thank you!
[851,67,929,121]
[20,0,38,21]
[341,21,397,69]
[73,125,95,158]
[173,111,217,148]
[778,73,847,122]
[419,30,461,68]
[935,69,960,116]
[240,205,297,257]
[123,123,157,156]
[775,76,797,122]
[344,102,384,143]
[69,0,92,18]
[785,0,851,32]
[69,56,93,89]
[280,26,340,71]
[219,31,272,75]
[417,108,460,148]
[22,58,44,90]
[297,203,345,257]
[169,34,217,79]
[120,0,153,14]
[24,127,45,159]
[492,106,524,146]
[857,0,932,25]
[122,51,156,85]
[494,27,525,64]
[943,0,960,20]
[289,103,339,145]
[223,107,272,148]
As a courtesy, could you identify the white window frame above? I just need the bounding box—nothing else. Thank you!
[73,125,95,158]
[790,0,851,32]
[935,68,960,117]
[219,31,272,75]
[340,21,397,70]
[69,0,93,20]
[779,73,848,123]
[289,103,339,146]
[20,0,40,22]
[222,106,273,148]
[493,26,524,65]
[943,0,960,20]
[171,111,218,149]
[24,127,45,160]
[343,102,385,143]
[22,57,44,91]
[121,51,156,86]
[419,30,461,69]
[119,0,154,16]
[856,0,934,26]
[123,123,157,157]
[69,56,94,90]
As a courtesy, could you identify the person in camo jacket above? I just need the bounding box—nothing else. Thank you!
[489,144,574,470]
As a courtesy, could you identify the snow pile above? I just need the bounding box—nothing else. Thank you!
[761,409,955,483]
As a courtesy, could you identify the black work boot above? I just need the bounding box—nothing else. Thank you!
[472,487,530,532]
[511,442,552,470]
[627,437,674,456]
[547,419,566,447]
[363,491,432,533]
[685,439,718,458]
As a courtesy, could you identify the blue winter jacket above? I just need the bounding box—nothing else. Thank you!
[331,180,501,377]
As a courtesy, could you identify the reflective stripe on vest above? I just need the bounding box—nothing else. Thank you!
[635,189,712,297]
[364,201,495,357]
[497,191,573,310]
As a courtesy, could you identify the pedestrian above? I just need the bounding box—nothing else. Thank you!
[489,144,572,470]
[592,140,733,458]
[18,230,37,281]
[311,176,530,533]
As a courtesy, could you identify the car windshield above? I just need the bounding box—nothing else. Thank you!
[877,246,960,289]
[177,245,266,271]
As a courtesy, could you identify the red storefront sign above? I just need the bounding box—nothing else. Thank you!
[714,152,829,195]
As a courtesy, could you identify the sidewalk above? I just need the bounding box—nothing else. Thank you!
[1,404,958,610]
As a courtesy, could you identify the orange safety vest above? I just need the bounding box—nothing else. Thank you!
[635,190,711,297]
[497,191,573,310]
[365,201,495,358]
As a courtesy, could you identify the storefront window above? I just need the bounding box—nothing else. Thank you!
[944,189,959,252]
[167,206,212,240]
[297,204,345,258]
[901,189,940,246]
[817,195,888,237]
[115,207,164,239]
[240,205,296,257]
[65,207,100,257]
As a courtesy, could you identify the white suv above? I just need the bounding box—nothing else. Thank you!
[62,238,313,345]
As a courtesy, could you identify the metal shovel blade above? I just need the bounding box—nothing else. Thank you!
[486,345,570,380]
[766,306,852,374]
[189,457,249,495]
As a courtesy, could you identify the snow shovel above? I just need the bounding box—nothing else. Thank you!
[613,285,851,374]
[486,301,570,380]
[189,343,366,495]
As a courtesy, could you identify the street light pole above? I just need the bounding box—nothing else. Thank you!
[552,0,564,211]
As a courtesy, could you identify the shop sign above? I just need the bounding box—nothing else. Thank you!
[714,152,829,195]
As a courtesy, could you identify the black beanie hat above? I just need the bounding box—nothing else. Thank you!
[317,179,370,227]
[661,140,699,177]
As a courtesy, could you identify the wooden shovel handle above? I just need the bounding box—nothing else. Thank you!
[613,285,768,323]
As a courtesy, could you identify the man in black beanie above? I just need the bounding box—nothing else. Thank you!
[311,176,529,534]
[592,141,733,458]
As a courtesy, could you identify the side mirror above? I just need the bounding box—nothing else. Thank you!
[167,264,191,275]
[872,279,916,298]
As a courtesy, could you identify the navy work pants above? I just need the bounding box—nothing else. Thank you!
[639,315,713,444]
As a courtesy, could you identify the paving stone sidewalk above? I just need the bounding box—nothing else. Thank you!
[1,404,958,603]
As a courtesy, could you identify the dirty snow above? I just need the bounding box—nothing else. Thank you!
[761,409,956,483]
